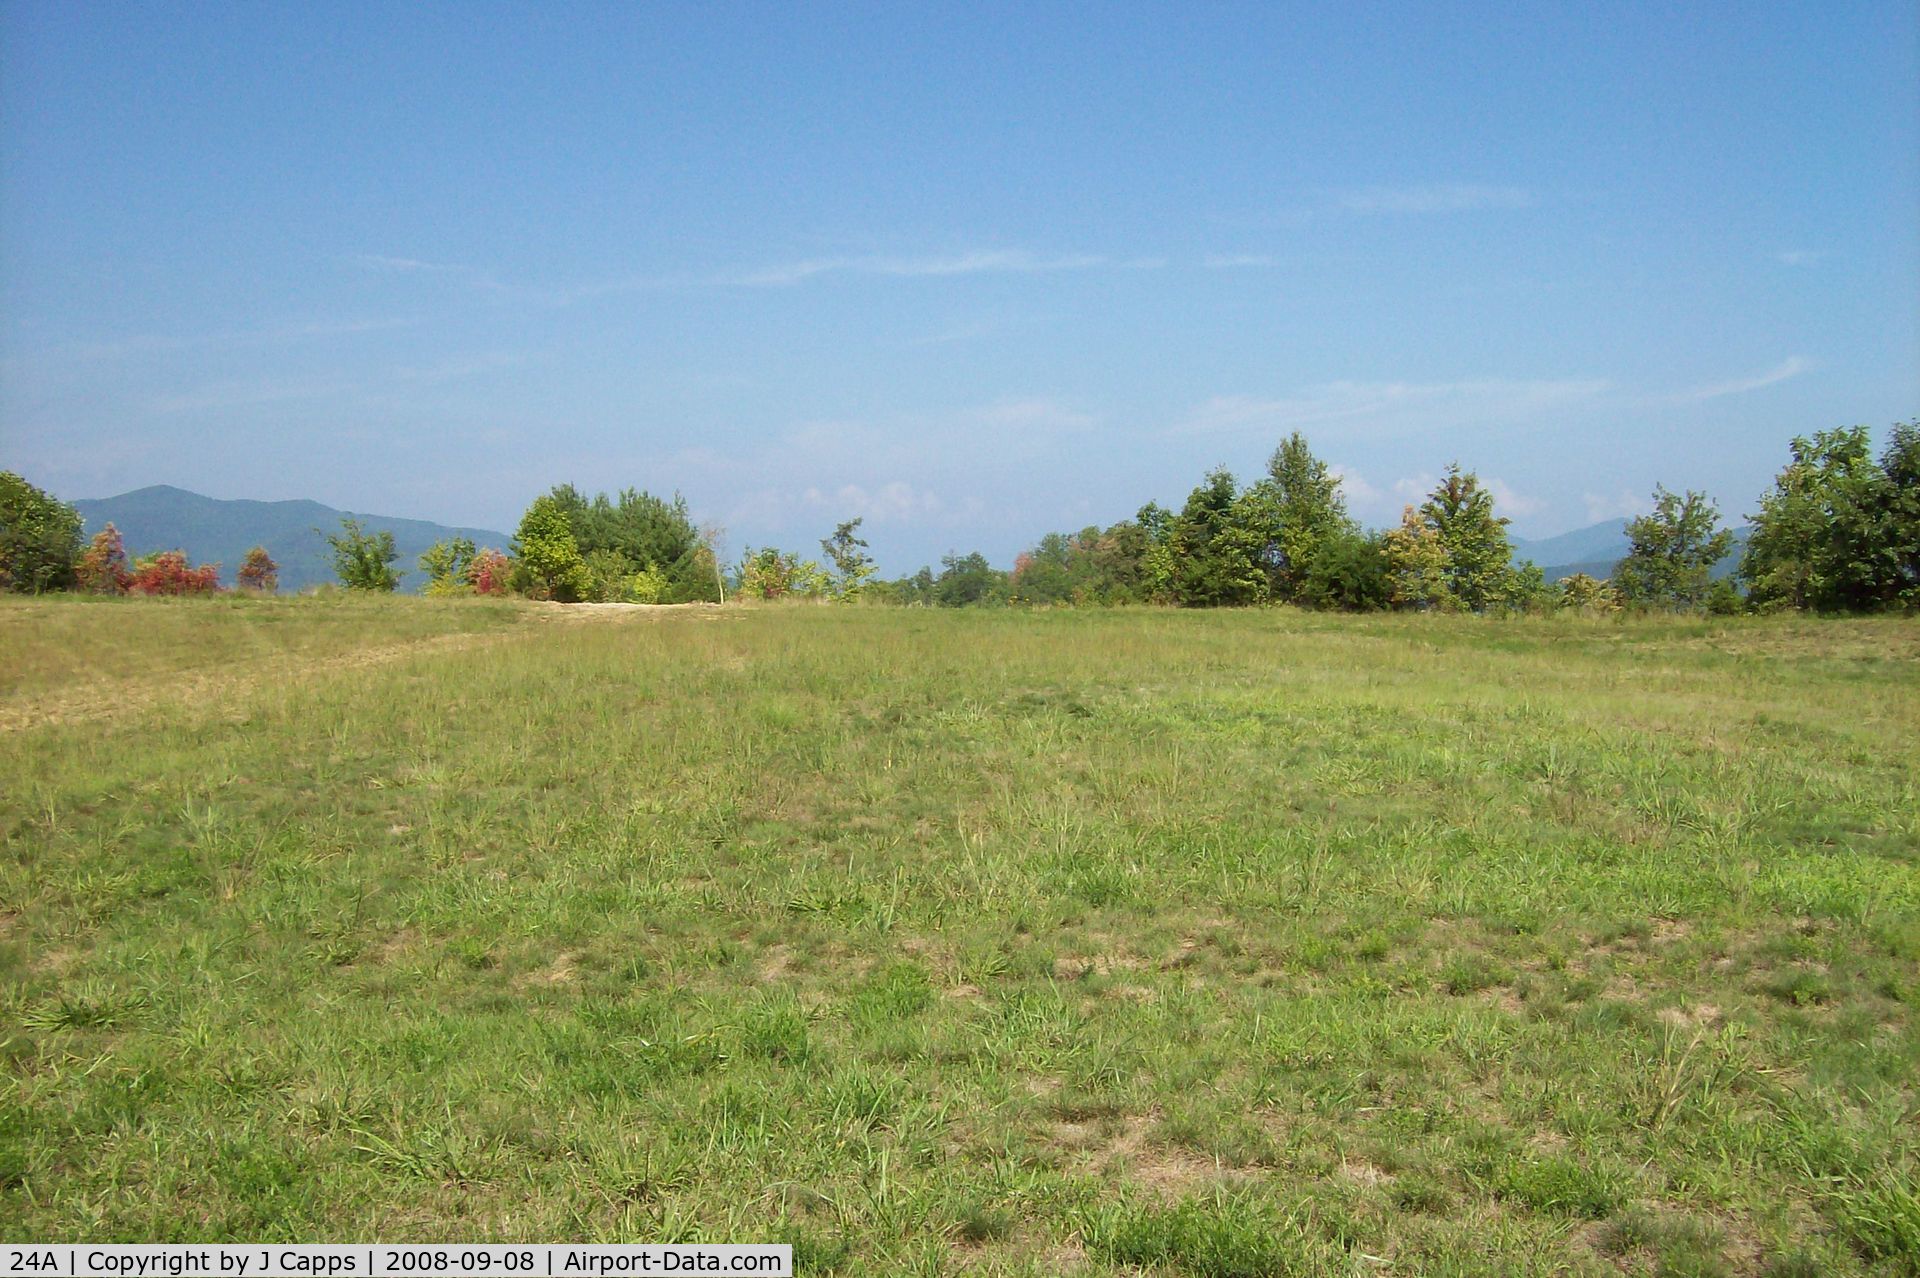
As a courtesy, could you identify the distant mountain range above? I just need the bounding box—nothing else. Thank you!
[73,485,510,593]
[1511,519,1751,583]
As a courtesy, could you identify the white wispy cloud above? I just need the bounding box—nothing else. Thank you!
[1583,489,1651,523]
[1173,377,1609,436]
[1202,253,1279,269]
[349,254,468,273]
[1678,356,1811,402]
[1483,477,1544,517]
[703,396,1100,537]
[1327,463,1381,505]
[798,481,945,523]
[1775,249,1825,267]
[1392,473,1439,504]
[1386,471,1539,517]
[730,250,1114,287]
[1336,184,1534,215]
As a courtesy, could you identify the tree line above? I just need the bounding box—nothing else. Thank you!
[3,419,1914,612]
[728,421,1918,614]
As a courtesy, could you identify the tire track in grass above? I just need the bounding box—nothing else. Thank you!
[0,601,734,733]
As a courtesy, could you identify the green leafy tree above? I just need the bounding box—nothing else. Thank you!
[580,547,634,602]
[325,518,401,592]
[1135,501,1176,603]
[419,537,477,596]
[1251,432,1356,603]
[513,495,592,601]
[624,564,671,604]
[1503,560,1554,614]
[932,552,1007,607]
[1168,469,1264,606]
[0,471,82,593]
[738,546,829,600]
[1740,427,1894,611]
[820,518,877,601]
[1419,465,1516,611]
[544,485,720,603]
[1383,505,1451,610]
[1299,529,1389,611]
[1613,487,1734,610]
[1882,421,1920,606]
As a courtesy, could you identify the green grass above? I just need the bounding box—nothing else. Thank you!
[2,597,1917,1275]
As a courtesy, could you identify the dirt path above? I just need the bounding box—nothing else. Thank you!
[0,601,733,734]
[0,630,512,734]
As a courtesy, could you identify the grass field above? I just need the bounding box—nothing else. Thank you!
[3,598,1917,1276]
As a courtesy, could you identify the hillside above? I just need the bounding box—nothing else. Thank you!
[1513,519,1751,583]
[73,485,510,593]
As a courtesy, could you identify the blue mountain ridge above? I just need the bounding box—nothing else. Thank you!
[1511,519,1751,583]
[73,485,510,594]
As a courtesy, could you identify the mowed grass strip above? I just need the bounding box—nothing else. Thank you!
[2,600,1916,1275]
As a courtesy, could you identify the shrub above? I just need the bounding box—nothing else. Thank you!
[1300,530,1390,611]
[467,548,513,596]
[1558,573,1621,613]
[128,551,220,595]
[624,564,670,604]
[738,547,831,600]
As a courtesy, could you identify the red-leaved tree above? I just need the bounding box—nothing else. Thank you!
[467,548,512,596]
[128,551,221,595]
[75,523,132,594]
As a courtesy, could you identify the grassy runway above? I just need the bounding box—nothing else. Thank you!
[2,598,1916,1275]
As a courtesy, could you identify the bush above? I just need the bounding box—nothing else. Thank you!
[1558,573,1621,614]
[738,547,831,600]
[1300,530,1390,611]
[467,548,513,596]
[624,564,670,604]
[128,551,220,595]
[0,471,82,593]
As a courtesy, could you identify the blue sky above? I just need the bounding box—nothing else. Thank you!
[2,2,1915,572]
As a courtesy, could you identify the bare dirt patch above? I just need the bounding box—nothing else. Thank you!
[1050,1112,1237,1198]
[757,944,796,981]
[0,629,510,733]
[514,950,579,988]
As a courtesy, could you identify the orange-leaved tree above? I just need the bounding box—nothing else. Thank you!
[128,551,220,595]
[76,523,132,594]
[237,546,278,593]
